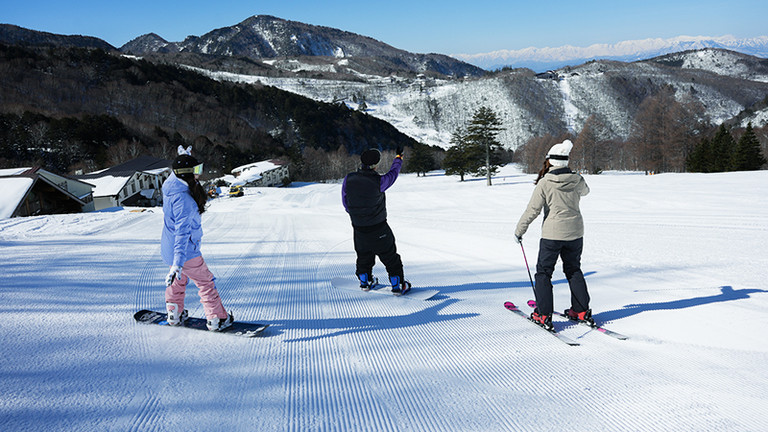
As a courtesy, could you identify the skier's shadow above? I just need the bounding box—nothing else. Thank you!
[269,298,477,343]
[594,285,767,322]
[424,271,598,298]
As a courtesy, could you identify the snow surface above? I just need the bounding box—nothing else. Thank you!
[1,165,767,431]
[558,78,578,134]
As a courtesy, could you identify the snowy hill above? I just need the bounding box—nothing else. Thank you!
[0,23,115,51]
[187,49,768,149]
[1,165,766,431]
[5,22,768,155]
[452,35,768,72]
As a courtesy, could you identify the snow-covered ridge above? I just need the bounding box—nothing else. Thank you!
[453,35,768,71]
[655,48,768,83]
[184,48,768,150]
[119,15,485,78]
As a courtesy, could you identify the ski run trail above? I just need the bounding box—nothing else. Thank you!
[1,165,766,432]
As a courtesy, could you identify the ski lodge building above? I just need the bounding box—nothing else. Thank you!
[74,156,171,211]
[0,167,95,219]
[231,159,290,187]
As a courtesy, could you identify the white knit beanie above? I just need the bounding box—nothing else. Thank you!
[547,139,573,167]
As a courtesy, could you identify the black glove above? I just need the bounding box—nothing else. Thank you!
[396,145,404,158]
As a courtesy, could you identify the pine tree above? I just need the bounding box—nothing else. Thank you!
[444,128,483,182]
[406,142,438,176]
[731,123,767,171]
[686,138,711,172]
[709,124,736,172]
[465,106,504,185]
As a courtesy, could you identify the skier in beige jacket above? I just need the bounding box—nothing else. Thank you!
[515,139,592,331]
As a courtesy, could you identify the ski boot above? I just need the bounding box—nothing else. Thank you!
[166,303,188,326]
[564,308,595,326]
[530,309,554,331]
[389,275,412,295]
[358,273,377,291]
[207,311,234,332]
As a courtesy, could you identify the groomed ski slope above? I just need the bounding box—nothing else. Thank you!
[1,165,766,431]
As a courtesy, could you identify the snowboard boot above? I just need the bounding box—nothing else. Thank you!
[389,276,412,295]
[358,273,377,291]
[564,308,595,326]
[530,310,554,331]
[207,311,234,332]
[166,303,188,326]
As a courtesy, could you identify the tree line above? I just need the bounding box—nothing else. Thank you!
[516,85,768,174]
[686,123,766,172]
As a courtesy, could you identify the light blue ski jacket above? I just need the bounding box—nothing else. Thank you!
[161,173,203,267]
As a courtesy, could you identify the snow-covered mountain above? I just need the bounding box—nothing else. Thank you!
[120,15,485,78]
[452,35,768,72]
[4,20,768,154]
[188,48,768,149]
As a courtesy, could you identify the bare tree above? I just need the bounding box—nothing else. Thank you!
[108,138,146,166]
[630,86,704,173]
[573,115,611,173]
[518,134,569,173]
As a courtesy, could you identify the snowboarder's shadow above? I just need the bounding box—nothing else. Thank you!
[269,298,477,343]
[594,285,767,323]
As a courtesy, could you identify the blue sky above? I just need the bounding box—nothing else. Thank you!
[3,0,767,55]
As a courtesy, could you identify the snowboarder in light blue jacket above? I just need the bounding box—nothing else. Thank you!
[160,146,233,331]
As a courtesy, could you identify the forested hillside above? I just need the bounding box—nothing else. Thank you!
[0,43,417,178]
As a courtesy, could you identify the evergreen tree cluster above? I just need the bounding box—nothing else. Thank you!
[687,123,767,172]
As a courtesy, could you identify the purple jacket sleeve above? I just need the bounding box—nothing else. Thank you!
[379,157,402,192]
[341,175,349,213]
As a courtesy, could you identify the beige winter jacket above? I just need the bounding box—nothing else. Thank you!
[515,168,590,241]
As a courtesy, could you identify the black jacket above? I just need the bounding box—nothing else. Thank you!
[343,168,387,227]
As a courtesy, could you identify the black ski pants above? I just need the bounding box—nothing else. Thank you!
[353,221,403,283]
[534,237,590,316]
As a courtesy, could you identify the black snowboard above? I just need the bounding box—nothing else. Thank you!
[134,310,268,337]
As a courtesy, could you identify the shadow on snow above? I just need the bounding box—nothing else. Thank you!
[268,298,477,343]
[596,285,768,323]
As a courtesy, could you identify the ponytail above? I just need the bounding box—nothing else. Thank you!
[177,174,207,214]
[534,159,552,185]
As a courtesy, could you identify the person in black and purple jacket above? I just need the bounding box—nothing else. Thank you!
[342,146,411,295]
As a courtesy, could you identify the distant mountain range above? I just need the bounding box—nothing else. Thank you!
[452,35,768,71]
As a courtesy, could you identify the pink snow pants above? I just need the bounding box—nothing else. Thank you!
[165,255,227,320]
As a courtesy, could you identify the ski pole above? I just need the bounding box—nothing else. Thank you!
[520,243,535,292]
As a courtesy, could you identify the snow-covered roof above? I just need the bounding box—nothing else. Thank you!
[232,160,282,174]
[0,167,34,176]
[85,175,131,198]
[228,160,286,185]
[0,177,34,219]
